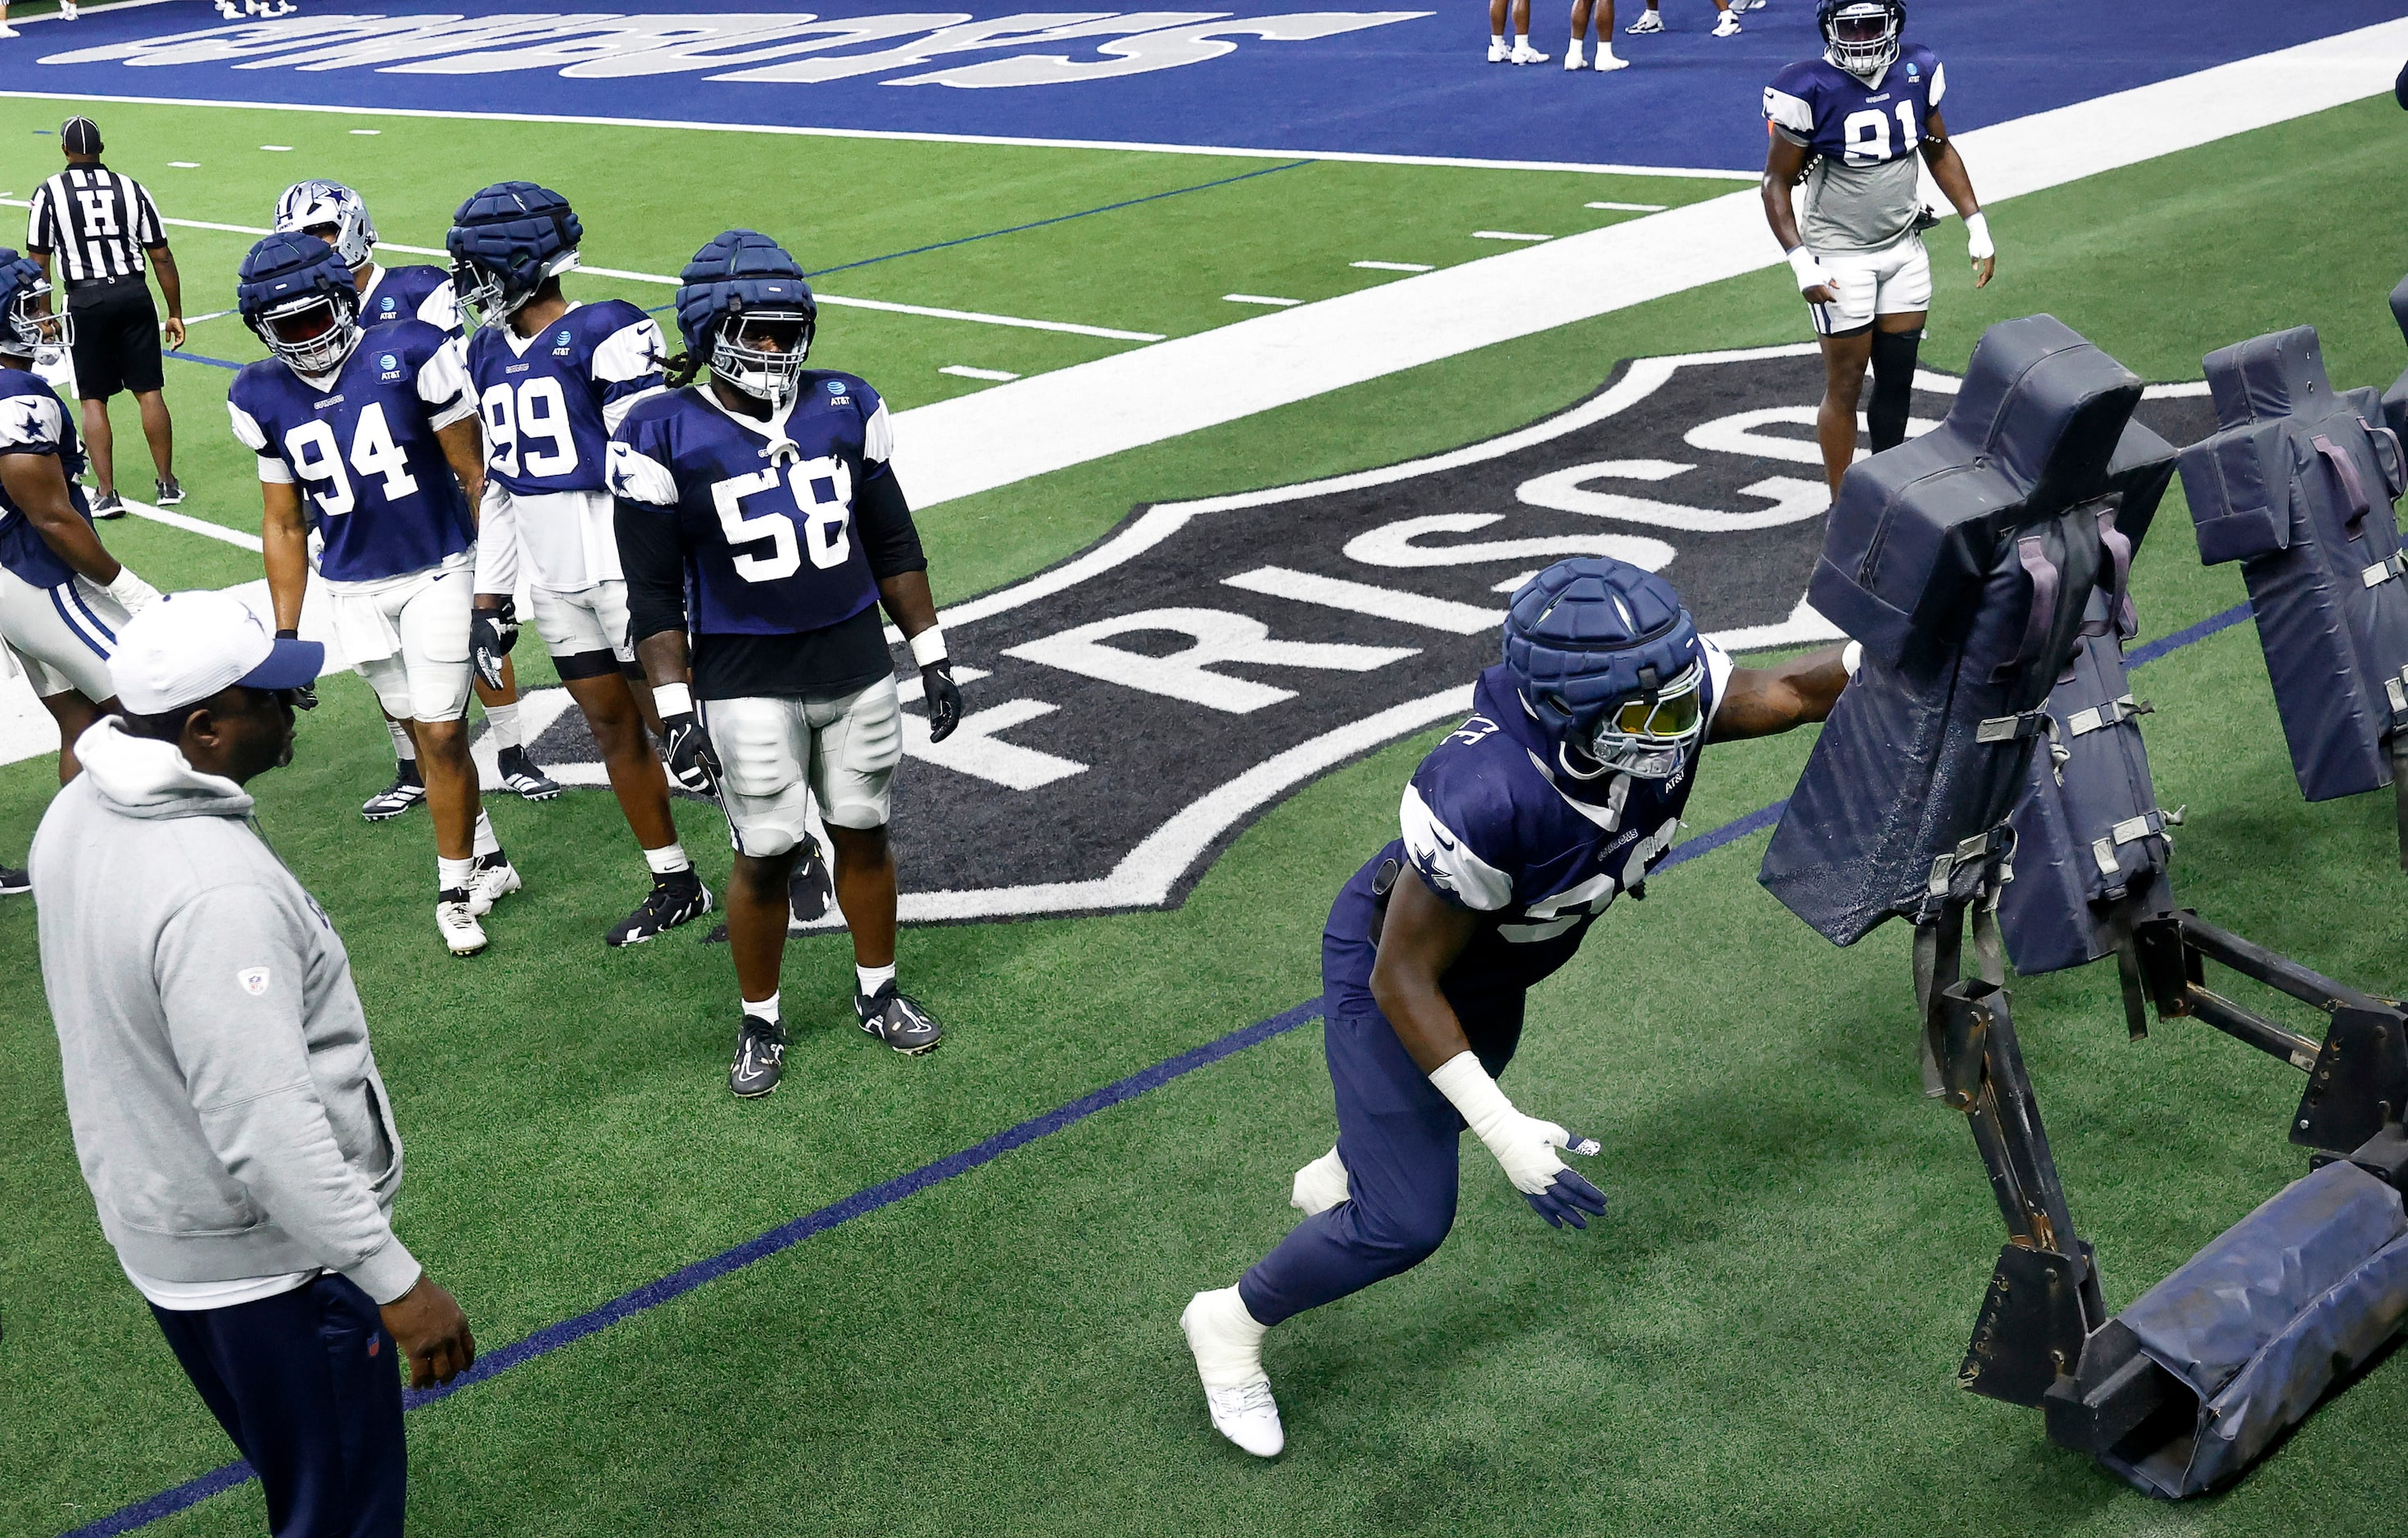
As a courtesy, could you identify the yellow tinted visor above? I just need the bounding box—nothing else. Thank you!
[1607,675,1704,741]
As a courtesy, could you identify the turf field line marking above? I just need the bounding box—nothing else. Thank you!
[1471,230,1554,242]
[0,89,1761,180]
[1351,260,1434,273]
[801,160,1315,278]
[1586,201,1667,212]
[111,491,263,552]
[1224,294,1302,307]
[55,595,2264,1538]
[940,365,1021,382]
[165,161,198,169]
[162,346,240,370]
[1224,565,1503,634]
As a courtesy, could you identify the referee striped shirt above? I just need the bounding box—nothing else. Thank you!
[25,165,165,285]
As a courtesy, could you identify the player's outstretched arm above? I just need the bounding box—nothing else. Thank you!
[1707,643,1852,742]
[1917,110,1993,289]
[0,452,149,610]
[1761,134,1838,306]
[260,480,311,635]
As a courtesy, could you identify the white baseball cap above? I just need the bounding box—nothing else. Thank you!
[107,590,324,714]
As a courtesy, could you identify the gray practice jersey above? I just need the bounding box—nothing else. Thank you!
[1763,47,1948,254]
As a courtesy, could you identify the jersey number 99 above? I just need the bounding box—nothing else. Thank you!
[482,378,576,480]
[709,456,854,583]
[283,403,419,518]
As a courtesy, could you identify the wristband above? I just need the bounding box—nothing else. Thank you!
[276,628,299,640]
[1428,1051,1515,1142]
[908,625,948,670]
[1786,245,1829,293]
[654,681,693,717]
[1963,211,1994,261]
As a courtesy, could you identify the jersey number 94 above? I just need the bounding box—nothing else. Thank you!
[284,403,417,518]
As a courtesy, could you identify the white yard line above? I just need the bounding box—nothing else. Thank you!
[940,365,1021,382]
[115,494,263,552]
[887,18,2408,512]
[1470,229,1553,242]
[1586,201,1666,212]
[1223,293,1301,307]
[1352,260,1434,273]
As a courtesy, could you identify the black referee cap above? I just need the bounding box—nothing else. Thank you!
[60,116,102,156]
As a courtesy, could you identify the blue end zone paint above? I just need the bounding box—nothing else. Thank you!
[66,595,2266,1538]
[11,0,2400,173]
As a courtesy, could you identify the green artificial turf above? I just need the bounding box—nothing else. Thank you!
[3,88,2408,1538]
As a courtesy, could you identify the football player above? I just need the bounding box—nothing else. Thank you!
[0,247,162,889]
[271,179,562,816]
[229,232,519,957]
[1179,558,1854,1457]
[1487,0,1545,64]
[1762,0,1992,497]
[1622,0,1751,39]
[447,180,711,948]
[1562,0,1628,69]
[609,229,963,1097]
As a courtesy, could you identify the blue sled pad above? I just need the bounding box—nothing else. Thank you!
[2098,1161,2408,1496]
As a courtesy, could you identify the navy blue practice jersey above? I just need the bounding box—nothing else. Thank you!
[1763,43,1944,167]
[360,262,460,339]
[227,319,478,584]
[466,298,664,498]
[607,371,893,638]
[0,367,93,588]
[1326,650,1732,1003]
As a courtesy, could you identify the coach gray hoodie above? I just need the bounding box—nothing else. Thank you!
[30,717,419,1304]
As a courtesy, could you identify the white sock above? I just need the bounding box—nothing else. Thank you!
[473,808,500,859]
[437,855,476,893]
[1515,30,1530,46]
[387,720,415,767]
[1598,41,1618,61]
[645,843,691,877]
[742,991,780,1025]
[1491,30,1504,45]
[1186,1286,1270,1388]
[1567,38,1583,63]
[857,961,897,998]
[484,701,520,753]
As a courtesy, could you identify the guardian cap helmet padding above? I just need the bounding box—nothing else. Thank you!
[1502,558,1707,782]
[237,232,362,378]
[1817,0,1904,81]
[674,230,817,406]
[0,248,70,357]
[446,181,582,329]
[274,179,378,272]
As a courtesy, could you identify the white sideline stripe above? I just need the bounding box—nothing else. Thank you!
[888,18,2408,513]
[115,494,264,552]
[1351,260,1433,272]
[1471,229,1553,242]
[1223,565,1503,634]
[0,204,1170,346]
[1224,293,1301,307]
[259,144,292,152]
[0,88,1758,179]
[167,161,201,168]
[1586,201,1667,212]
[939,365,1021,382]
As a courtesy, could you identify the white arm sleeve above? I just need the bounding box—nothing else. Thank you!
[1929,60,1946,108]
[473,482,518,596]
[419,281,461,337]
[862,399,894,468]
[1701,636,1738,730]
[594,319,668,432]
[416,342,477,429]
[605,440,679,508]
[1763,85,1817,138]
[1400,782,1513,911]
[0,393,63,450]
[226,400,294,483]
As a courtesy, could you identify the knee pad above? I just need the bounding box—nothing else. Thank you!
[1867,328,1923,453]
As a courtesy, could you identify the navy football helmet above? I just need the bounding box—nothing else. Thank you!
[1817,0,1903,80]
[274,179,378,271]
[238,232,362,377]
[674,230,817,405]
[1503,558,1707,782]
[446,181,582,329]
[0,247,70,357]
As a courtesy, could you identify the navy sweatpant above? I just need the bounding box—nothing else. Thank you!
[1239,969,1525,1328]
[149,1273,406,1538]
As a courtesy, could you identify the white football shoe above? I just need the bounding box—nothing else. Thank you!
[1181,1288,1283,1458]
[1486,38,1509,61]
[1291,1147,1351,1215]
[1594,47,1630,70]
[437,891,487,957]
[59,0,79,18]
[1509,41,1549,63]
[1624,9,1663,32]
[0,24,19,36]
[1712,9,1741,34]
[467,854,522,917]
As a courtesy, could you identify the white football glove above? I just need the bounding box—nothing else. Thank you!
[1786,245,1835,296]
[104,567,161,615]
[1429,1052,1609,1229]
[1964,210,1995,263]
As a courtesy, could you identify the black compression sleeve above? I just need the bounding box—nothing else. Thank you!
[614,497,690,644]
[1867,328,1922,455]
[855,464,928,581]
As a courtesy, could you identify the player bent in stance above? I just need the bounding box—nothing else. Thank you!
[272,179,560,817]
[1762,0,1992,498]
[1180,558,1853,1456]
[230,233,520,957]
[446,181,711,947]
[0,247,162,892]
[609,230,964,1097]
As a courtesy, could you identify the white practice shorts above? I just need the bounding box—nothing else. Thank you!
[1808,233,1932,337]
[327,565,474,723]
[703,676,903,855]
[0,565,129,702]
[529,580,634,667]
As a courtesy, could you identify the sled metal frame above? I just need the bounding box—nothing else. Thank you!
[1912,860,2408,1456]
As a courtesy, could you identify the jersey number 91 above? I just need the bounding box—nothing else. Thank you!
[711,457,853,583]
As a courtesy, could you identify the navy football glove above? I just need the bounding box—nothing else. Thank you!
[470,599,518,691]
[273,629,318,710]
[1428,1053,1610,1233]
[661,710,723,796]
[921,661,962,743]
[1523,1133,1609,1230]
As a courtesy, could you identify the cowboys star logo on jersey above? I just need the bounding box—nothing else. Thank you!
[517,344,2214,925]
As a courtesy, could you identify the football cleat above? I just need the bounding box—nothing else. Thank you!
[728,1015,787,1097]
[0,865,29,896]
[1180,1290,1283,1459]
[1486,38,1508,61]
[468,852,521,916]
[1508,41,1549,63]
[437,890,487,956]
[1712,9,1741,34]
[786,832,832,930]
[1624,8,1663,29]
[361,767,424,821]
[153,476,185,506]
[494,746,561,802]
[1290,1147,1350,1215]
[605,871,712,948]
[855,982,943,1055]
[89,491,124,519]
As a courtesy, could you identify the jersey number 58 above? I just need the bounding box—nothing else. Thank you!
[709,456,853,582]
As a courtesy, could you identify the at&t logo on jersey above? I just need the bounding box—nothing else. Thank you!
[377,352,401,379]
[378,296,397,315]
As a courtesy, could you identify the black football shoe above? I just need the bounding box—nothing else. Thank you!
[786,832,832,930]
[605,871,712,948]
[855,982,943,1055]
[728,1015,787,1097]
[495,745,561,802]
[362,765,425,821]
[0,865,29,896]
